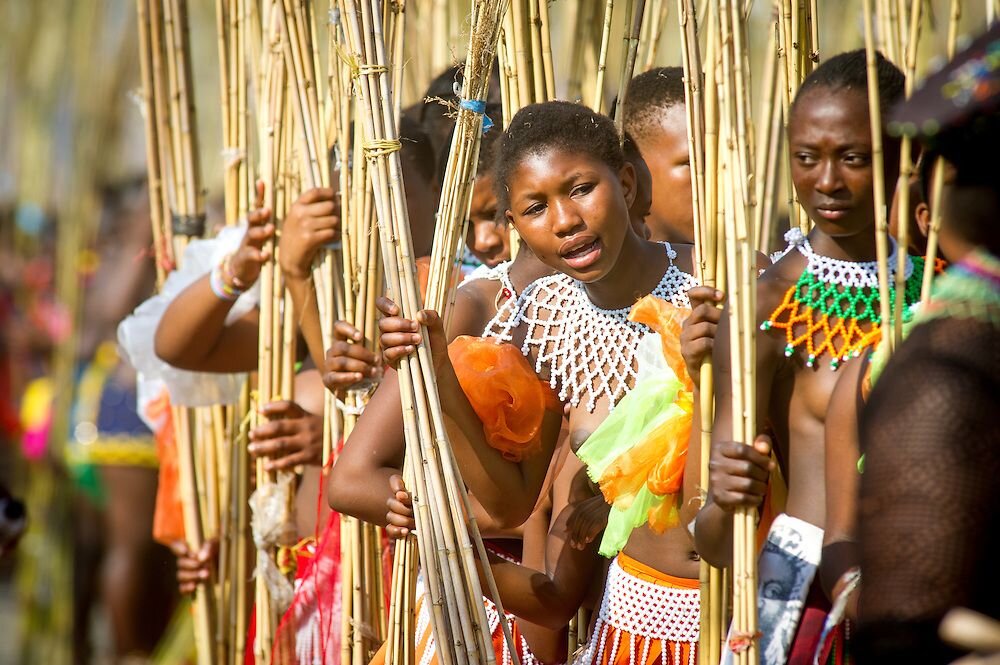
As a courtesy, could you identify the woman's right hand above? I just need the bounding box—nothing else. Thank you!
[278,187,340,280]
[169,538,219,595]
[385,474,415,539]
[322,321,382,394]
[228,181,273,288]
[707,435,774,513]
[376,297,449,373]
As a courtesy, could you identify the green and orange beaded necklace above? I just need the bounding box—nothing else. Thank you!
[761,229,926,370]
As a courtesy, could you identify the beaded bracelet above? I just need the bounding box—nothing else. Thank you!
[222,253,251,290]
[209,261,244,301]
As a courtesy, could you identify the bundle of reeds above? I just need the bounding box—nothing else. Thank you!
[248,5,301,660]
[336,0,520,662]
[424,0,509,318]
[613,0,648,135]
[383,2,513,662]
[712,2,759,662]
[323,2,396,659]
[136,2,222,664]
[675,3,729,663]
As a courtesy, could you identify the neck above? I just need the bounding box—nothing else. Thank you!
[509,248,553,293]
[807,225,882,262]
[584,232,668,309]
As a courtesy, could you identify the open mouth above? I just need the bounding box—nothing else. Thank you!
[559,237,603,271]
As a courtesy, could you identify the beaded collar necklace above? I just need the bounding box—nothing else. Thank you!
[761,228,925,369]
[472,261,521,339]
[515,243,698,413]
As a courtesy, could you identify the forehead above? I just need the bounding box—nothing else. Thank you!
[508,147,612,189]
[636,105,688,151]
[789,87,872,145]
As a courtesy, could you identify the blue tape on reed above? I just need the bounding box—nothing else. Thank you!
[459,98,494,134]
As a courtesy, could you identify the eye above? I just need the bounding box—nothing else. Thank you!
[571,182,595,197]
[794,152,817,166]
[522,202,545,217]
[843,153,871,166]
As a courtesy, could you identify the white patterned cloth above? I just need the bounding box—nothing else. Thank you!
[117,224,259,413]
[721,513,825,665]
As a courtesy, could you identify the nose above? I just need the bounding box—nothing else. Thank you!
[814,159,843,196]
[551,200,585,237]
[473,221,503,255]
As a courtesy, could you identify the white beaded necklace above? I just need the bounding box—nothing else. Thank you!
[784,227,913,286]
[515,243,698,413]
[465,260,522,339]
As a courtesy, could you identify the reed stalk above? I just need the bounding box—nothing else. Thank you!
[644,0,670,70]
[337,0,520,661]
[921,0,960,302]
[614,0,647,139]
[717,1,758,661]
[861,0,894,356]
[891,0,922,344]
[593,0,615,112]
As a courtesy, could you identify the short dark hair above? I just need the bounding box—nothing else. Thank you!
[494,101,624,207]
[792,49,905,117]
[399,114,437,184]
[623,66,687,140]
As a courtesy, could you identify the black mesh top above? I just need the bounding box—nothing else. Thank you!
[856,315,1000,662]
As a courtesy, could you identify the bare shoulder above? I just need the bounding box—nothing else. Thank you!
[449,278,498,338]
[755,250,804,322]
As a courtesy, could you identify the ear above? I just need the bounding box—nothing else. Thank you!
[915,202,930,238]
[618,161,637,210]
[504,208,516,228]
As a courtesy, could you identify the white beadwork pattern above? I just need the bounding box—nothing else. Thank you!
[784,228,913,288]
[577,557,699,665]
[517,244,697,413]
[471,261,524,341]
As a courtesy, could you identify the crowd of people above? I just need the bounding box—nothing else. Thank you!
[2,17,998,665]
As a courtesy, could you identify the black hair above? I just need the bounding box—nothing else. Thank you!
[495,101,624,209]
[792,49,906,117]
[434,103,504,186]
[399,114,437,185]
[623,66,687,140]
[622,131,643,162]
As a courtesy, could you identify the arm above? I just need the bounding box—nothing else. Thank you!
[154,184,271,372]
[694,278,781,568]
[278,187,339,370]
[819,358,864,610]
[378,293,563,529]
[325,369,406,525]
[481,454,602,630]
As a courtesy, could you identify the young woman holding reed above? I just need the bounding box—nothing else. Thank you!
[694,51,910,663]
[377,100,720,665]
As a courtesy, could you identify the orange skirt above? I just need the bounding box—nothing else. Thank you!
[579,553,699,665]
